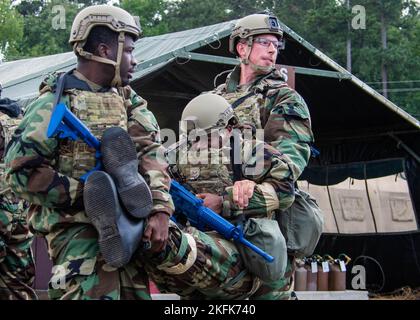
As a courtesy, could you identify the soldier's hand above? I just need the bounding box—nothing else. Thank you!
[143,212,170,253]
[196,193,222,213]
[233,180,256,209]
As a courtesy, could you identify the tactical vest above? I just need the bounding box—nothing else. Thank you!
[177,145,233,196]
[0,112,21,156]
[57,89,128,179]
[214,78,289,133]
[0,112,22,201]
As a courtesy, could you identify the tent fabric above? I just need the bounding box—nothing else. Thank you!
[301,158,405,186]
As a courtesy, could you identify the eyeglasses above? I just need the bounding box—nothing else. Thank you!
[254,38,282,49]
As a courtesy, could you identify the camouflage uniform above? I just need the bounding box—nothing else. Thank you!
[212,65,314,300]
[0,112,37,300]
[4,71,174,300]
[143,129,295,299]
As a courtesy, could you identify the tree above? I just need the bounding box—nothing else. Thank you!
[120,0,170,36]
[10,0,108,60]
[349,0,419,117]
[162,0,278,33]
[0,0,24,61]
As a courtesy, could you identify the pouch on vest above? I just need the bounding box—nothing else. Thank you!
[276,189,324,258]
[237,217,287,283]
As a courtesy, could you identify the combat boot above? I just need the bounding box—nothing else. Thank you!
[84,170,144,268]
[101,127,153,219]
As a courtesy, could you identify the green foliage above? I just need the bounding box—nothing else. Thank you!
[6,0,108,60]
[0,0,418,117]
[11,1,78,59]
[120,0,170,36]
[162,0,278,32]
[0,0,24,59]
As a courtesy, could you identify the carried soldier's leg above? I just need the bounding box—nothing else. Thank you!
[81,127,152,268]
[45,223,150,300]
[84,171,145,268]
[248,255,296,300]
[143,222,260,300]
[101,127,153,219]
[0,206,37,300]
[81,171,259,299]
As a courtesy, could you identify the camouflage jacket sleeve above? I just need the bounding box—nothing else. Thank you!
[222,140,295,219]
[263,86,314,182]
[4,93,84,210]
[126,88,175,216]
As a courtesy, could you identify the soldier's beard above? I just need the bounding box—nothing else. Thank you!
[250,61,275,75]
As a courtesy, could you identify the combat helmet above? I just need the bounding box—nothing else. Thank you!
[181,93,239,132]
[229,13,284,74]
[69,5,142,87]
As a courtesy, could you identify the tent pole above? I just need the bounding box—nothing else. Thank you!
[389,133,420,164]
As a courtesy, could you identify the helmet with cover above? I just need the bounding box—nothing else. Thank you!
[69,5,142,87]
[229,13,284,74]
[181,93,238,132]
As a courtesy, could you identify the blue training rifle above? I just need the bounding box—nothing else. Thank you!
[47,102,274,262]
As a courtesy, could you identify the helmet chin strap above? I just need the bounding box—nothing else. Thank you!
[74,32,125,88]
[240,36,275,75]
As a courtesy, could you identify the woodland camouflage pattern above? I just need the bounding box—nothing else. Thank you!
[176,136,295,219]
[4,71,174,299]
[212,65,315,299]
[213,65,314,182]
[0,112,37,300]
[144,221,261,300]
[147,121,296,299]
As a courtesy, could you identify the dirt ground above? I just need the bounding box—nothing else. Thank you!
[369,287,420,300]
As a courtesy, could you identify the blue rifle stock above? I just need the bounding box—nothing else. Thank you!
[170,180,274,263]
[47,103,273,262]
[47,102,102,181]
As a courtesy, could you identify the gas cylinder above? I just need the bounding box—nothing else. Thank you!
[328,254,351,291]
[294,259,307,291]
[305,257,318,291]
[316,255,329,291]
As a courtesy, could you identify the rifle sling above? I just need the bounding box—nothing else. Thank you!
[53,70,103,107]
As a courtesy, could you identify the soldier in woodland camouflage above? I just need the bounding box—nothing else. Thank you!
[5,5,173,299]
[209,13,315,300]
[141,93,292,299]
[0,97,37,300]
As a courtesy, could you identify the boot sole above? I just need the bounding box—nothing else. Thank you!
[101,127,153,219]
[84,171,129,268]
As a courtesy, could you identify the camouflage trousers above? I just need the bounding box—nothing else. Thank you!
[144,222,294,300]
[248,255,295,300]
[43,221,293,300]
[45,223,150,300]
[0,202,37,300]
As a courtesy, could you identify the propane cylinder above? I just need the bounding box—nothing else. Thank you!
[316,255,329,291]
[306,257,318,291]
[294,259,307,291]
[328,254,351,291]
